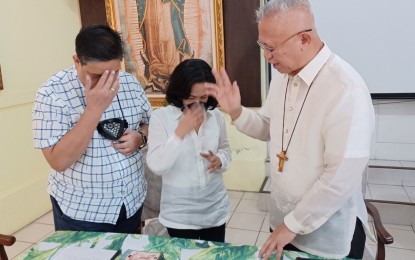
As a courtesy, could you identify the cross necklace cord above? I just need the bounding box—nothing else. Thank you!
[277,76,315,172]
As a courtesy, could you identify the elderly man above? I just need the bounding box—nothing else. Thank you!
[206,0,374,259]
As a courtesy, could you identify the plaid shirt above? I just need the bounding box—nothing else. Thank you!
[32,67,152,224]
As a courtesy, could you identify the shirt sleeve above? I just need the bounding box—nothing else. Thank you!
[146,110,183,176]
[32,88,71,149]
[284,88,374,234]
[233,107,271,141]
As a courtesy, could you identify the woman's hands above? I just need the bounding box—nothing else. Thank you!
[175,103,205,139]
[200,150,222,173]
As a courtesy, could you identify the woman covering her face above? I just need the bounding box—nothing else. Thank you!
[146,59,232,242]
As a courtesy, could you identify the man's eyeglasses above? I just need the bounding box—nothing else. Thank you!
[257,29,312,53]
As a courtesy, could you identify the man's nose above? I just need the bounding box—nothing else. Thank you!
[264,50,273,60]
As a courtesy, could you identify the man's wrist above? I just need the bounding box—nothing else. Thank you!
[138,131,147,148]
[230,107,243,121]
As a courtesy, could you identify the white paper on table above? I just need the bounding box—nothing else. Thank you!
[52,246,119,260]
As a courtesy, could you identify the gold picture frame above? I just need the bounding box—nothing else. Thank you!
[105,0,225,107]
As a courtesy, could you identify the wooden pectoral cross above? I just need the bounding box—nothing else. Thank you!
[277,151,288,172]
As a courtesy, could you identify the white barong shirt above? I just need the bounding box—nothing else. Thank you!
[233,44,375,258]
[147,106,231,229]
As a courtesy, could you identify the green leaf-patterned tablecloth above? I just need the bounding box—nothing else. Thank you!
[16,231,355,260]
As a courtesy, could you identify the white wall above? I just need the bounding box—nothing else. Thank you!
[0,0,81,234]
[370,100,415,161]
[310,0,415,94]
[223,111,267,192]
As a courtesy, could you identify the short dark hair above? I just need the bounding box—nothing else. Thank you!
[166,59,218,110]
[75,24,123,65]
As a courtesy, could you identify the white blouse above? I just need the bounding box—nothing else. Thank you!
[146,105,231,229]
[233,44,375,258]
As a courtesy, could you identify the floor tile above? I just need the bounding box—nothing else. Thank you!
[384,245,415,259]
[225,228,259,246]
[261,214,270,232]
[403,170,415,186]
[386,228,415,250]
[229,198,241,212]
[368,167,405,186]
[227,212,265,231]
[257,193,270,212]
[369,201,415,226]
[227,190,244,199]
[255,232,270,247]
[12,222,55,243]
[4,241,33,260]
[404,186,415,203]
[365,188,372,199]
[382,223,414,231]
[368,184,411,202]
[33,211,54,225]
[401,161,415,168]
[242,192,260,200]
[369,159,402,167]
[235,199,266,215]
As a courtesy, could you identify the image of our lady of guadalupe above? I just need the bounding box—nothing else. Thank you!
[130,0,213,94]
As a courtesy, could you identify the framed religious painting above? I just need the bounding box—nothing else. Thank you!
[105,0,225,107]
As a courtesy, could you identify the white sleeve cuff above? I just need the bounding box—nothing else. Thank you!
[232,107,250,128]
[215,153,229,173]
[284,211,311,235]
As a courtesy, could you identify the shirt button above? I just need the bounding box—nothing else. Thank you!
[294,83,298,87]
[284,129,288,133]
[289,107,293,111]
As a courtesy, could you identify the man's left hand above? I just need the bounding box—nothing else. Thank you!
[258,223,297,260]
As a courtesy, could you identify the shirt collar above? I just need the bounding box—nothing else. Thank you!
[297,42,331,86]
[170,105,183,120]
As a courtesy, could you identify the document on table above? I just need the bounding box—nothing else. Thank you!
[52,246,119,260]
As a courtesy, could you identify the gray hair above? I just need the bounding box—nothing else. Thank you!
[256,0,312,22]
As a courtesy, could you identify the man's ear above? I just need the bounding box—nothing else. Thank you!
[301,33,311,45]
[73,55,81,66]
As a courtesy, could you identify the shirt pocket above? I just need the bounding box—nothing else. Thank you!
[199,124,220,153]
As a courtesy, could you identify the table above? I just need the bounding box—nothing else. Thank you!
[16,231,353,259]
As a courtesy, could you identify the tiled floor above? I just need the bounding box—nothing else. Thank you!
[367,160,415,203]
[5,159,415,259]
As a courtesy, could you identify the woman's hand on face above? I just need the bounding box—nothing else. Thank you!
[175,103,204,139]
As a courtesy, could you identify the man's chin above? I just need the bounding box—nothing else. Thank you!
[272,63,284,73]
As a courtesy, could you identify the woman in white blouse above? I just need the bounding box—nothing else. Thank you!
[146,59,232,242]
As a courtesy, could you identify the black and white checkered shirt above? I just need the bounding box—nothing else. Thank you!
[32,67,151,224]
